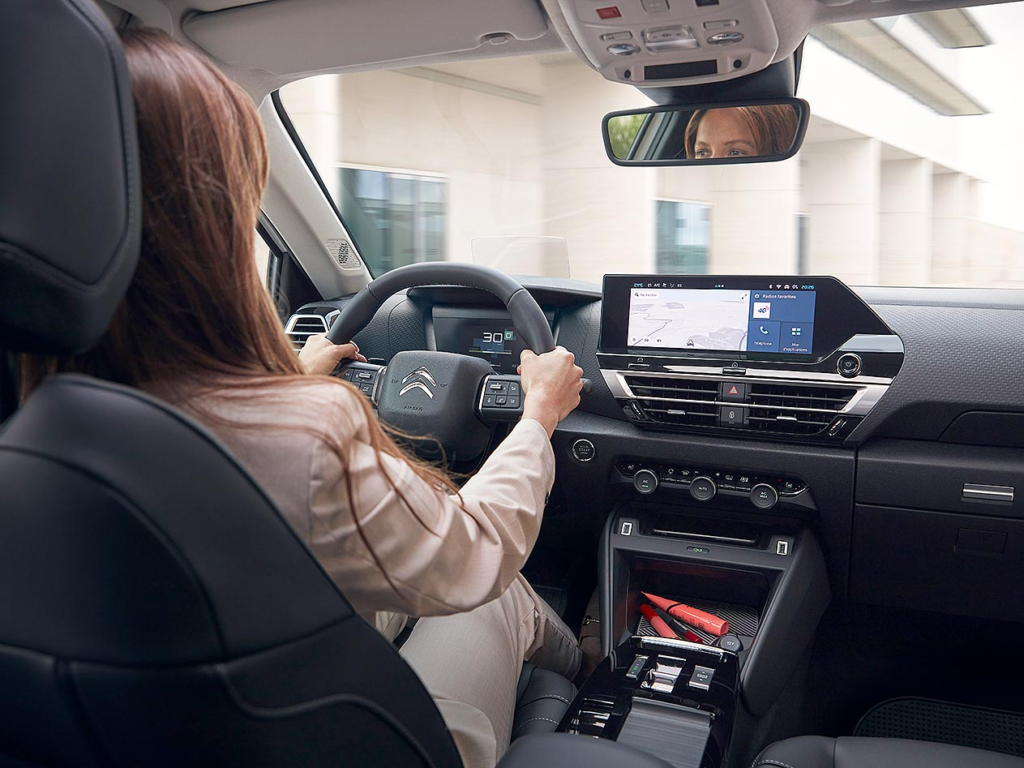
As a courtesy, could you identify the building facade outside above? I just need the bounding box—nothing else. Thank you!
[280,4,1024,287]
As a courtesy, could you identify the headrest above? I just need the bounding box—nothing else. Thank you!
[0,0,140,354]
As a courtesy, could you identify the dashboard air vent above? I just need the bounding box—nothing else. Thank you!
[747,382,857,436]
[626,375,719,428]
[284,314,328,352]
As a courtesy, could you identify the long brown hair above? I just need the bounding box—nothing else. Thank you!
[684,105,798,159]
[21,29,458,591]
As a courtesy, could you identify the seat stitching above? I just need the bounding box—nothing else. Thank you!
[517,693,572,709]
[756,760,796,768]
[511,716,561,737]
[750,747,771,768]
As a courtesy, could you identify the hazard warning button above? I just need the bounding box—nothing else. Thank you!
[721,381,747,402]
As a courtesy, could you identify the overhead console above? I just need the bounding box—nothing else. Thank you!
[555,0,779,87]
[598,275,904,443]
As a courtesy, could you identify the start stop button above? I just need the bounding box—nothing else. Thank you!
[571,438,596,462]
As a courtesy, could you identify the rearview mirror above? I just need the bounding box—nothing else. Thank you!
[603,99,809,166]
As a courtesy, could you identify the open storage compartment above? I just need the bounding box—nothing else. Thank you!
[627,557,771,649]
[600,502,831,716]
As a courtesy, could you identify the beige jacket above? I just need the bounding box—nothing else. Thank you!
[159,377,556,619]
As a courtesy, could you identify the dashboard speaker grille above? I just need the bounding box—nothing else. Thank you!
[284,314,328,352]
[626,375,719,428]
[747,382,857,435]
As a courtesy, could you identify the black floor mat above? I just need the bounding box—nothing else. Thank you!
[855,697,1024,758]
[532,584,568,617]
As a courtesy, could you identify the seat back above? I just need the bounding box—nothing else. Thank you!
[0,1,462,765]
[0,375,463,767]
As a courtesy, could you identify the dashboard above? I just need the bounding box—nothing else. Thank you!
[285,275,1024,621]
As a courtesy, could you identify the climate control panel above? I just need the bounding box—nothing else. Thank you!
[615,459,813,512]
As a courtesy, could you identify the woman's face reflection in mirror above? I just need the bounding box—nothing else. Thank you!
[684,105,798,160]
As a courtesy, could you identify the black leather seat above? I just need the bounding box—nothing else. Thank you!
[0,2,570,765]
[512,663,577,740]
[756,736,1024,768]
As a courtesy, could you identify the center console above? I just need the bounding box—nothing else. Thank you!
[546,276,872,766]
[598,275,904,444]
[553,498,830,767]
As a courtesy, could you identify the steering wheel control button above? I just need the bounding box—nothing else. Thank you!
[479,375,527,422]
[837,353,863,378]
[571,438,596,463]
[690,476,716,502]
[750,484,779,510]
[633,469,659,495]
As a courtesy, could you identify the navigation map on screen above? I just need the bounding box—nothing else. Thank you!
[627,287,816,354]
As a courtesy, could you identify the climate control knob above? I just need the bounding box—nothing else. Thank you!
[690,476,717,502]
[750,483,779,510]
[633,469,659,495]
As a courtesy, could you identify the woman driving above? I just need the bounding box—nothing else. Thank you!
[20,28,583,768]
[684,105,799,159]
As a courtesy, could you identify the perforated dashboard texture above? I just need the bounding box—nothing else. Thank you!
[850,303,1024,442]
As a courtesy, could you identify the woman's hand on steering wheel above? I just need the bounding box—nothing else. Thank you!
[519,347,584,437]
[299,334,366,376]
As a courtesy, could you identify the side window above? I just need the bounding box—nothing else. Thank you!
[254,228,274,288]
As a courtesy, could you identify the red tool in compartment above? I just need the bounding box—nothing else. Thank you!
[642,592,730,637]
[640,603,704,644]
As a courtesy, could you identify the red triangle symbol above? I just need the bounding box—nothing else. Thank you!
[728,385,739,395]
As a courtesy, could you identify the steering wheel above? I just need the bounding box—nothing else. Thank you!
[326,262,556,464]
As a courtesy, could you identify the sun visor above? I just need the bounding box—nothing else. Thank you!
[184,0,551,77]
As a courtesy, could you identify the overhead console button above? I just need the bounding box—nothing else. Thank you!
[641,0,670,11]
[703,19,738,30]
[643,25,700,52]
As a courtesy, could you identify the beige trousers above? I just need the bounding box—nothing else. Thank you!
[377,575,581,768]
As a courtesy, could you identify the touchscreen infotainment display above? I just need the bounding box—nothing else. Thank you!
[627,285,816,355]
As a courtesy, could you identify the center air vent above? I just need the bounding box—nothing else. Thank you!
[747,382,857,435]
[625,375,719,428]
[619,372,867,439]
[284,314,328,352]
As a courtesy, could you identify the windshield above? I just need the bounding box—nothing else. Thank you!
[278,2,1024,288]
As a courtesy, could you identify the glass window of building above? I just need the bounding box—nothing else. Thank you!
[655,200,711,274]
[337,168,446,276]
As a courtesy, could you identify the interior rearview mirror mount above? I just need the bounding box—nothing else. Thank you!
[603,98,810,167]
